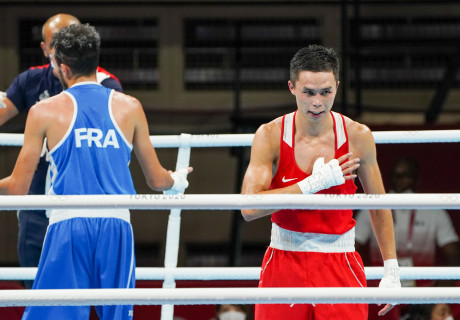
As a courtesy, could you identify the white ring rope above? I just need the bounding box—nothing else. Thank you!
[1,130,460,147]
[0,287,459,307]
[1,267,460,281]
[1,194,460,210]
[1,131,458,311]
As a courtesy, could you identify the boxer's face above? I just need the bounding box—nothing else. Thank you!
[288,70,339,123]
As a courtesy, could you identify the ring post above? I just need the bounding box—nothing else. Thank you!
[161,133,191,320]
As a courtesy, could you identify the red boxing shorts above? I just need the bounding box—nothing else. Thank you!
[256,224,367,320]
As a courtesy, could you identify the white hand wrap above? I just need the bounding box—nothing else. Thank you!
[379,259,401,289]
[0,91,6,109]
[297,157,345,194]
[163,168,189,195]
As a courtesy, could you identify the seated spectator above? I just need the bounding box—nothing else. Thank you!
[355,156,460,320]
[401,303,454,320]
[356,156,460,286]
[213,304,252,320]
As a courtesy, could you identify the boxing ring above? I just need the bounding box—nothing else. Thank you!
[1,130,460,319]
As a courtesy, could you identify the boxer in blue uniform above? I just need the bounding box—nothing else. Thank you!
[0,24,191,319]
[0,14,122,289]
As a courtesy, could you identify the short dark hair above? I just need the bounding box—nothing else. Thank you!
[51,24,100,77]
[289,44,339,84]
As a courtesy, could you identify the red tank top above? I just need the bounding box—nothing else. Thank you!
[270,111,357,234]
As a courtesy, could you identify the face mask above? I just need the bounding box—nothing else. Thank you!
[444,316,454,320]
[219,311,246,320]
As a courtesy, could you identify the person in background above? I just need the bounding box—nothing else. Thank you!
[215,304,252,320]
[355,156,460,320]
[0,13,122,289]
[401,303,454,320]
[430,304,455,320]
[356,156,460,285]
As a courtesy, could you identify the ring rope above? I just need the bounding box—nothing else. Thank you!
[1,267,459,281]
[1,131,458,312]
[0,287,459,307]
[1,130,460,147]
[1,194,460,210]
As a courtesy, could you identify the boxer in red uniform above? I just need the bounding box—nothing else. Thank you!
[241,45,400,320]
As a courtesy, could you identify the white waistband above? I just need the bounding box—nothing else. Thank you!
[48,209,131,225]
[270,223,355,253]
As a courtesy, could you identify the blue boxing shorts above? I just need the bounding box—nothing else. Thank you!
[22,209,135,320]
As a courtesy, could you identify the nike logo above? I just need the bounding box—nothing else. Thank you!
[282,176,298,183]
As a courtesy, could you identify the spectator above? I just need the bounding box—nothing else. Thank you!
[214,304,252,320]
[401,303,454,320]
[355,156,460,320]
[356,156,460,286]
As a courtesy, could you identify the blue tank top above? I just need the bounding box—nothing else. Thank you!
[48,82,136,195]
[6,64,122,196]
